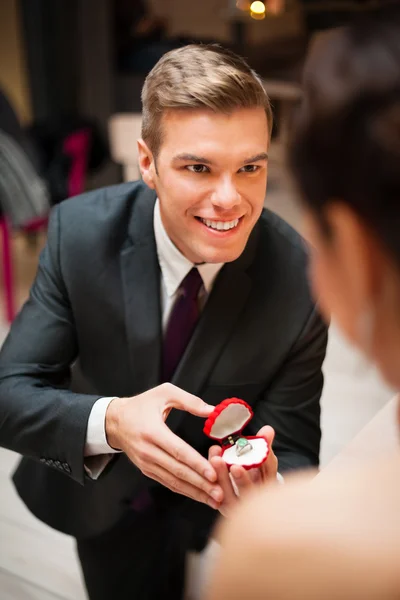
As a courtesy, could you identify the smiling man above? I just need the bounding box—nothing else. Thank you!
[0,45,327,600]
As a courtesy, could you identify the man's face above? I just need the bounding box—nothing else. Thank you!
[138,107,269,264]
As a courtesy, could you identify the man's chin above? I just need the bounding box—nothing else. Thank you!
[197,246,245,265]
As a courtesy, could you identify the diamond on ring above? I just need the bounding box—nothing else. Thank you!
[235,437,253,457]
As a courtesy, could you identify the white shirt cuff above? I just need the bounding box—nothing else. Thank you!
[276,472,284,484]
[84,454,115,480]
[84,396,122,456]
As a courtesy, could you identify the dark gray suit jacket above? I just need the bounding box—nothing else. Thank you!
[0,181,327,541]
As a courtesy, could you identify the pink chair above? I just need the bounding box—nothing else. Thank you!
[0,127,91,323]
[62,127,91,198]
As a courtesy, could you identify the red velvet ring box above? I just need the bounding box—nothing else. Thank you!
[203,398,269,470]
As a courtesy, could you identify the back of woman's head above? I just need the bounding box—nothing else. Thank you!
[289,3,400,266]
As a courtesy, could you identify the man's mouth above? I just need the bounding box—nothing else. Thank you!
[195,217,241,231]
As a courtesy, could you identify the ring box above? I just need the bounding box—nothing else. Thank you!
[203,398,269,469]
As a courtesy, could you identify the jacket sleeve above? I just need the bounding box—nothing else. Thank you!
[250,305,328,473]
[0,204,102,485]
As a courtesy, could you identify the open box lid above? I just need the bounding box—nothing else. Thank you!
[203,398,269,470]
[203,398,253,441]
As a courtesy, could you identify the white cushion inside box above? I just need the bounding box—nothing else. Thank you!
[223,438,268,467]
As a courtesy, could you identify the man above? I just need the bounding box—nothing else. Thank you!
[0,45,327,599]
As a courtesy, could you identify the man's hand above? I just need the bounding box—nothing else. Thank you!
[208,426,278,517]
[105,383,223,509]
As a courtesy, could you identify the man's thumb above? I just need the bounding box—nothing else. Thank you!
[257,425,275,446]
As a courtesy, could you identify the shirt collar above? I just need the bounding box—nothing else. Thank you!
[153,199,224,297]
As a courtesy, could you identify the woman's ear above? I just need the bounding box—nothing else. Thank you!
[137,139,156,189]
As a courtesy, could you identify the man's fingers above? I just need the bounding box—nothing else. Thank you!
[146,464,221,510]
[208,445,223,461]
[248,467,262,485]
[253,426,278,481]
[210,455,237,506]
[163,383,214,418]
[257,425,275,446]
[156,425,217,482]
[144,443,223,503]
[260,449,279,481]
[230,465,256,493]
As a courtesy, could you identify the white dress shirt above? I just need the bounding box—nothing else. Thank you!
[83,200,223,478]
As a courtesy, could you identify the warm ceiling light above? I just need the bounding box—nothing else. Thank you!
[250,1,266,19]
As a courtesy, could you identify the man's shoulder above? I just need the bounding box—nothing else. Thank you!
[258,208,308,262]
[248,209,314,325]
[252,208,310,293]
[57,180,144,218]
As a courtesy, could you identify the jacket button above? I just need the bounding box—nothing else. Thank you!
[40,457,46,463]
[55,460,61,468]
[63,463,71,473]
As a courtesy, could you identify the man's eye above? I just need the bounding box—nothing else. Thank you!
[187,165,209,174]
[239,165,260,173]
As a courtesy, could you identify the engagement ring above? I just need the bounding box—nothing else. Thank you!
[235,437,253,457]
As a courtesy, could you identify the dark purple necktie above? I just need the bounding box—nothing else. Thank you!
[162,267,203,382]
[131,268,203,514]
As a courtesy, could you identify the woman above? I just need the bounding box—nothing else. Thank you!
[206,5,400,600]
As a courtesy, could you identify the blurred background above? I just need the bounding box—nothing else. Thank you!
[0,1,394,598]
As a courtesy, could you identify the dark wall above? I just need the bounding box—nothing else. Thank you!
[20,0,80,121]
[19,0,119,187]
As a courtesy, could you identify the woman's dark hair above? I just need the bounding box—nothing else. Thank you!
[289,2,400,264]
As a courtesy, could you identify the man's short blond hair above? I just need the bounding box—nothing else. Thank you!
[141,44,273,156]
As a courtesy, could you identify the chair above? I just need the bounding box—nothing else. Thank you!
[63,127,91,198]
[108,114,142,182]
[0,127,91,323]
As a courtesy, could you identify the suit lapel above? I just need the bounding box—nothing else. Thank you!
[167,224,259,432]
[120,185,162,394]
[120,184,260,426]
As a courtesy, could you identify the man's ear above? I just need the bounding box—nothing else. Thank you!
[137,138,157,188]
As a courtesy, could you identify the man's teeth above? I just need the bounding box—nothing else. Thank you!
[200,218,240,231]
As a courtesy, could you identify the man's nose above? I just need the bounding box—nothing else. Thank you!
[211,177,241,210]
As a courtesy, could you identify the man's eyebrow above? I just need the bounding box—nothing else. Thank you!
[172,152,269,165]
[243,152,269,164]
[172,153,214,164]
